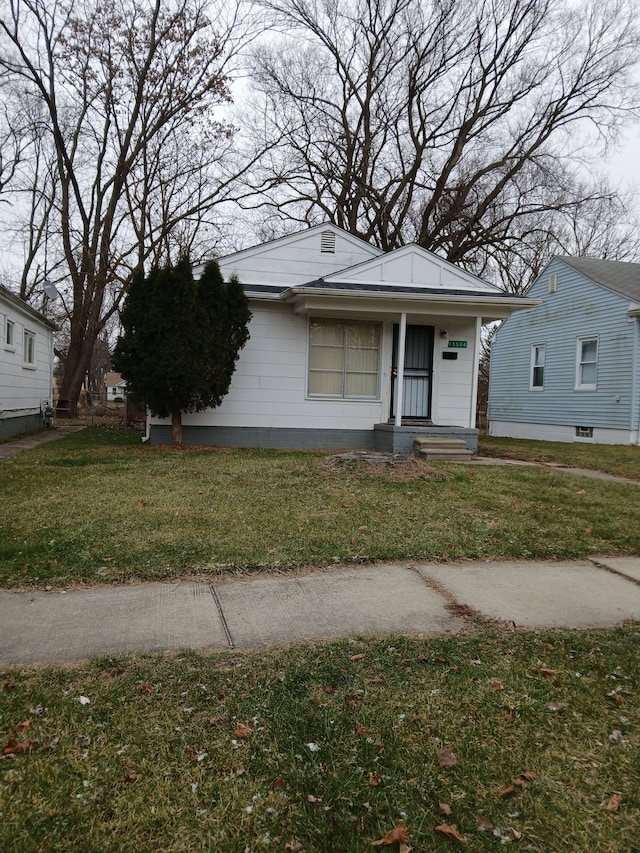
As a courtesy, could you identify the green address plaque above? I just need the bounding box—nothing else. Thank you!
[447,340,468,349]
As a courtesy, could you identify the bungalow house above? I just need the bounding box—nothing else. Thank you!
[147,224,535,452]
[488,256,640,445]
[105,371,127,402]
[1,283,56,440]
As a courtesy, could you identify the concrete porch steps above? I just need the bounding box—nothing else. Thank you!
[413,436,475,461]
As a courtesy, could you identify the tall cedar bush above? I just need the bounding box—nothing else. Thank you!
[114,257,250,444]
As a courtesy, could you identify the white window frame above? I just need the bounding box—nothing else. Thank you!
[23,328,36,368]
[307,318,382,400]
[5,317,15,350]
[529,343,545,390]
[575,336,598,391]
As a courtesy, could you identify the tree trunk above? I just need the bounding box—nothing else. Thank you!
[171,407,183,446]
[56,332,97,418]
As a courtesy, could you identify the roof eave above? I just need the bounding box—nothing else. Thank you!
[281,285,540,309]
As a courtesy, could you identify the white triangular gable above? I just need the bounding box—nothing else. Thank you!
[214,223,382,288]
[323,243,501,293]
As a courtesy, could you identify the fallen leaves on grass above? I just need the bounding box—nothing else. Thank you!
[491,679,504,691]
[476,816,494,830]
[529,668,557,678]
[368,772,382,787]
[284,842,304,852]
[437,748,457,768]
[512,770,537,785]
[2,738,38,756]
[498,785,516,798]
[233,722,252,738]
[122,770,141,783]
[12,721,31,735]
[372,824,411,851]
[438,803,452,816]
[434,823,466,843]
[603,793,623,811]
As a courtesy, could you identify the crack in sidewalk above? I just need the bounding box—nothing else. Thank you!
[209,585,235,649]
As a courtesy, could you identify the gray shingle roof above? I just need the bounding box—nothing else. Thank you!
[557,256,640,302]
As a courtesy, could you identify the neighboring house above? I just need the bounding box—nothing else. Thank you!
[1,284,56,440]
[147,224,535,451]
[489,256,640,445]
[105,371,127,402]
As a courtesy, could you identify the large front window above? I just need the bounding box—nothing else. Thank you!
[308,319,381,398]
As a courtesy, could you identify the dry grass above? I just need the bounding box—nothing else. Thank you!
[1,627,639,851]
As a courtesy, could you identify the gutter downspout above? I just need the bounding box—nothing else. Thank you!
[394,312,407,428]
[142,409,151,443]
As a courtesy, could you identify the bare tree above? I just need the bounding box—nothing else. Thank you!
[0,0,258,417]
[239,0,640,275]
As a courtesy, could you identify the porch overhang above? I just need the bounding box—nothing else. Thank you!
[281,286,540,323]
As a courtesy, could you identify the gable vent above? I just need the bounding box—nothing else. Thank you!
[548,274,557,293]
[320,230,336,254]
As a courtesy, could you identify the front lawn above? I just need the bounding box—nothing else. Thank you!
[478,436,640,481]
[1,628,638,852]
[1,428,639,589]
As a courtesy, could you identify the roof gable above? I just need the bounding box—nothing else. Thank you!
[322,243,500,293]
[555,256,640,303]
[0,283,57,330]
[213,223,382,287]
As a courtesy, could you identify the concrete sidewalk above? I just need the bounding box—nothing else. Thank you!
[1,556,640,666]
[0,424,85,459]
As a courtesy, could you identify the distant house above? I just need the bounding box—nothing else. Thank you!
[0,284,56,440]
[489,256,640,445]
[147,223,535,451]
[105,372,127,402]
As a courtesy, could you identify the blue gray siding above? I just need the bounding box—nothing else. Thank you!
[488,258,636,431]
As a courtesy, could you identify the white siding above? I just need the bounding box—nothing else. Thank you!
[151,305,480,433]
[180,304,385,430]
[1,292,54,421]
[216,228,380,287]
[431,320,477,427]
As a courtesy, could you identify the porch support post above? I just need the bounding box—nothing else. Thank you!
[395,312,407,427]
[469,315,482,429]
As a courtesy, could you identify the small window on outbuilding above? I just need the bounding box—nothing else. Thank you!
[320,230,336,254]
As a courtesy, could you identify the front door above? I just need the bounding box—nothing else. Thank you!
[391,324,434,420]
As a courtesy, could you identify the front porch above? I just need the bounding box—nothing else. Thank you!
[373,422,479,454]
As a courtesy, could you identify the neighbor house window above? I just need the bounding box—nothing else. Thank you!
[308,319,381,398]
[576,336,597,390]
[23,329,35,366]
[530,343,545,389]
[575,426,594,439]
[5,318,15,348]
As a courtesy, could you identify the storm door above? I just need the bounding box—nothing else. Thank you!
[391,324,434,420]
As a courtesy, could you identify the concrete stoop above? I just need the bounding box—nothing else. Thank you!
[413,436,475,461]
